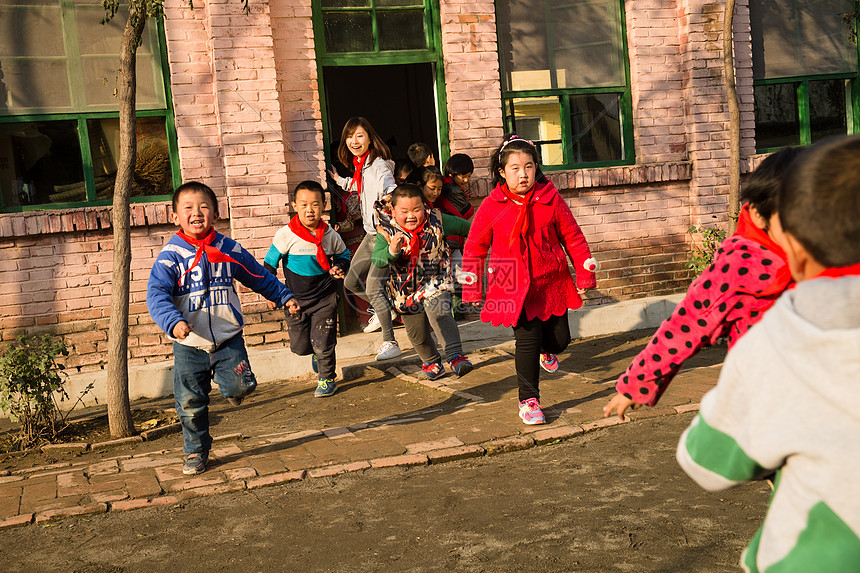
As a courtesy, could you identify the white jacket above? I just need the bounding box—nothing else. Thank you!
[677,276,860,572]
[335,157,396,234]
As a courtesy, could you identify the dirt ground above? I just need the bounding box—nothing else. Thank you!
[0,413,769,573]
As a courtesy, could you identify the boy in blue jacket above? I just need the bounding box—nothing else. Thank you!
[264,180,351,398]
[147,181,298,475]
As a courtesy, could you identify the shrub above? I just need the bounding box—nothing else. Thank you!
[687,225,727,275]
[0,335,70,450]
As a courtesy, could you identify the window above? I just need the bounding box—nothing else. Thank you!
[0,1,178,211]
[495,0,633,168]
[751,0,859,150]
[318,0,431,56]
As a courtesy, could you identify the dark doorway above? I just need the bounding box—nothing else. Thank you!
[323,63,439,166]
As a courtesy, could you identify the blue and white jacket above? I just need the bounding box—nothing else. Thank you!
[264,223,351,304]
[147,231,294,353]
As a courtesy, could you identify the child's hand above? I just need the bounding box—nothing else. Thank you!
[329,265,346,279]
[266,300,277,310]
[577,287,589,295]
[285,298,301,316]
[389,232,407,255]
[603,392,637,420]
[172,321,192,340]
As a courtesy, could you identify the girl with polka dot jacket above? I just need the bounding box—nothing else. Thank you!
[604,147,801,419]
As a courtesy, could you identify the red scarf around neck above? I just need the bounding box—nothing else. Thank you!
[176,228,263,286]
[288,216,331,271]
[350,151,370,195]
[816,261,860,279]
[401,219,426,276]
[500,182,536,248]
[734,204,793,298]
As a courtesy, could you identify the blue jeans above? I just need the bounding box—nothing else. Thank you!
[173,334,257,455]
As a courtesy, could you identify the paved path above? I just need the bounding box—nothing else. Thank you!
[0,328,724,528]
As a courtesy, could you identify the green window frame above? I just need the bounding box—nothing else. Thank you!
[495,0,634,170]
[0,2,180,213]
[312,0,450,161]
[751,0,860,152]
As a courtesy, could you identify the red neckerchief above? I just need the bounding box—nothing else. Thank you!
[816,261,860,279]
[176,228,263,286]
[734,204,793,298]
[350,151,370,195]
[500,182,536,248]
[401,219,426,276]
[288,216,331,271]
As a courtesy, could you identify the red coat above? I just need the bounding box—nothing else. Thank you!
[462,180,596,327]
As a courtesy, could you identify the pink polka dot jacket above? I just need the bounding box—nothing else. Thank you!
[462,179,596,327]
[616,205,793,406]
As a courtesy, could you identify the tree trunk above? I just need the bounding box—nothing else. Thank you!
[107,4,147,438]
[724,0,741,235]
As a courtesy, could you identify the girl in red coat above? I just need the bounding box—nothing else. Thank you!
[462,136,597,425]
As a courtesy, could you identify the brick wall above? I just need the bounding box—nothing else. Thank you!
[0,0,760,374]
[439,0,505,178]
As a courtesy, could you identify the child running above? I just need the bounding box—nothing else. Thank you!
[328,117,400,359]
[371,183,473,379]
[462,135,597,425]
[147,182,298,475]
[264,181,351,398]
[604,147,801,419]
[677,135,860,572]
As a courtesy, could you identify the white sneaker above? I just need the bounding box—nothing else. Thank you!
[363,312,381,333]
[375,340,402,361]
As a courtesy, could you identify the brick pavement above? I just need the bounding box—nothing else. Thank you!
[0,334,724,529]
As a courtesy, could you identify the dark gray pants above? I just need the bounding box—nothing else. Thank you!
[344,233,396,343]
[401,292,463,364]
[286,292,339,380]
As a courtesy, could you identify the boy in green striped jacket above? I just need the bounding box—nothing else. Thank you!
[676,136,860,573]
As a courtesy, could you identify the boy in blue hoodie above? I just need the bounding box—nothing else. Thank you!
[147,181,298,475]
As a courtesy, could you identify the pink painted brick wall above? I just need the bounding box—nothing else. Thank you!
[0,0,764,371]
[439,0,505,177]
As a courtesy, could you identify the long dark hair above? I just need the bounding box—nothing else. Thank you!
[336,117,392,171]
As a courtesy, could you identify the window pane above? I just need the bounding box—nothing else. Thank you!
[377,0,423,6]
[75,5,166,111]
[568,93,622,163]
[88,116,173,200]
[506,97,564,165]
[321,0,369,7]
[754,83,800,148]
[0,120,85,207]
[0,3,71,114]
[551,0,625,88]
[323,11,373,52]
[377,11,426,51]
[809,79,848,142]
[497,0,625,91]
[750,0,856,79]
[376,0,424,5]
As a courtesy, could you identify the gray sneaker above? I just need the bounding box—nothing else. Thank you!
[183,452,208,475]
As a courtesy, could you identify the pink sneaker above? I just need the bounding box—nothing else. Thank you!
[540,353,559,373]
[518,398,546,425]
